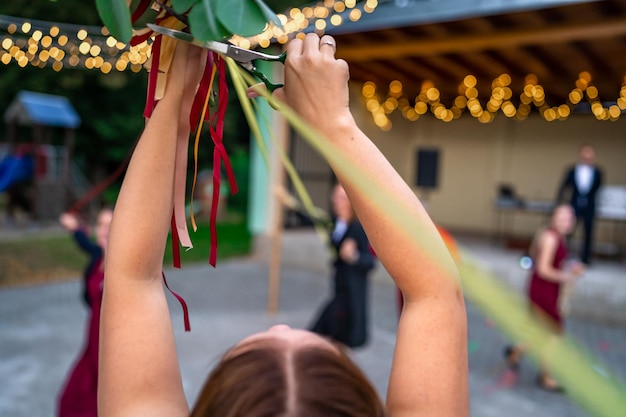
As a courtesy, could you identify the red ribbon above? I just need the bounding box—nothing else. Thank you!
[170,212,182,268]
[130,33,242,330]
[131,0,152,23]
[190,53,215,132]
[67,152,131,214]
[130,31,153,47]
[143,35,161,118]
[206,55,239,266]
[162,272,190,331]
[130,0,162,46]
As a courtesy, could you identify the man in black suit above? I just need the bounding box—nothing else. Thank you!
[556,145,603,264]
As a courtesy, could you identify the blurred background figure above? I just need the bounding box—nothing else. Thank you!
[57,207,112,417]
[309,183,375,348]
[556,145,603,265]
[504,204,585,392]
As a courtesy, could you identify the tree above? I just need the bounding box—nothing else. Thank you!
[0,1,252,206]
[0,3,146,190]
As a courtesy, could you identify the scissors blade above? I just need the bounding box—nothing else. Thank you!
[147,23,228,55]
[147,23,284,64]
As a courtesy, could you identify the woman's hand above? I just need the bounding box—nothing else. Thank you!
[339,238,359,264]
[248,34,354,139]
[59,212,80,232]
[566,261,585,280]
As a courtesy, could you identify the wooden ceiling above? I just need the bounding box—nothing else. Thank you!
[333,0,626,106]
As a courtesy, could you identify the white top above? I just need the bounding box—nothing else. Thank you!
[575,164,593,195]
[332,219,348,244]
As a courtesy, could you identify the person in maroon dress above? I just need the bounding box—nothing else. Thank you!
[505,204,584,392]
[57,208,113,417]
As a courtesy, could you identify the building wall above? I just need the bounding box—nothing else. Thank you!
[351,88,626,240]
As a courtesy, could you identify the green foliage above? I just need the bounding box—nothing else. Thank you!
[163,219,252,265]
[0,1,102,25]
[263,0,311,12]
[0,1,251,217]
[0,62,147,185]
[215,0,280,37]
[188,0,230,41]
[214,0,265,38]
[0,217,251,287]
[227,148,250,214]
[95,0,282,42]
[0,234,87,287]
[172,0,200,14]
[96,0,133,43]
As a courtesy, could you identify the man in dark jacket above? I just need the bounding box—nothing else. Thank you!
[310,184,375,348]
[556,145,603,265]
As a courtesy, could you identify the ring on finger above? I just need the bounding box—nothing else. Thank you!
[321,40,336,49]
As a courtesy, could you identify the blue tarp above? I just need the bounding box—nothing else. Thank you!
[4,91,81,128]
[0,155,33,192]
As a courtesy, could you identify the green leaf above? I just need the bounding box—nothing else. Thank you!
[188,0,231,41]
[252,0,282,28]
[95,0,133,43]
[171,0,200,14]
[215,0,267,37]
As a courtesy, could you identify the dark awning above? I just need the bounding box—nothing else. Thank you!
[328,0,625,105]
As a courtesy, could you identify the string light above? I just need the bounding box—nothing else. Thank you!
[363,72,626,129]
[1,0,376,72]
[0,14,150,73]
[243,0,376,46]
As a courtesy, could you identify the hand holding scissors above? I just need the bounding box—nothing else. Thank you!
[147,24,286,92]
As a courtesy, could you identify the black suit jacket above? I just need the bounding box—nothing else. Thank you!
[332,220,375,271]
[556,164,603,214]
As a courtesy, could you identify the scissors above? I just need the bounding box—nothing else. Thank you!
[147,23,286,92]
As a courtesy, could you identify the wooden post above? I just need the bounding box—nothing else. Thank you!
[266,54,289,314]
[267,189,284,315]
[266,127,289,315]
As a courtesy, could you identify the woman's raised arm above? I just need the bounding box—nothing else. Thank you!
[275,33,469,417]
[99,42,205,417]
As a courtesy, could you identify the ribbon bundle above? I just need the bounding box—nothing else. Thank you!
[132,0,238,269]
[125,0,241,331]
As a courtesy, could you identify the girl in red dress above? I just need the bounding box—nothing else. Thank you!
[57,208,112,417]
[505,204,584,392]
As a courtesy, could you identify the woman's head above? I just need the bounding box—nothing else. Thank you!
[191,325,385,417]
[550,204,575,235]
[95,207,113,251]
[578,144,595,165]
[331,184,355,222]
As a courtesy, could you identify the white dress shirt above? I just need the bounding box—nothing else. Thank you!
[575,164,593,195]
[332,219,348,244]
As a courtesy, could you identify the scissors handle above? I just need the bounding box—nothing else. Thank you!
[230,48,285,92]
[275,51,286,64]
[249,67,284,92]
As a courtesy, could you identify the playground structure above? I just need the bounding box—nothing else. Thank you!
[1,91,90,224]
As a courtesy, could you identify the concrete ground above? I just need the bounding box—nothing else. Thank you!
[0,229,625,416]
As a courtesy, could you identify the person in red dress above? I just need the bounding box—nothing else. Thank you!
[505,204,584,392]
[57,208,113,417]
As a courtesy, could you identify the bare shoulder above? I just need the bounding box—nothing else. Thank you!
[536,228,559,251]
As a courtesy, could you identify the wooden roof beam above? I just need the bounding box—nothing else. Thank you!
[337,17,626,62]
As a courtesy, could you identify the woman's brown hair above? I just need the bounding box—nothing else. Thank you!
[191,341,385,417]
